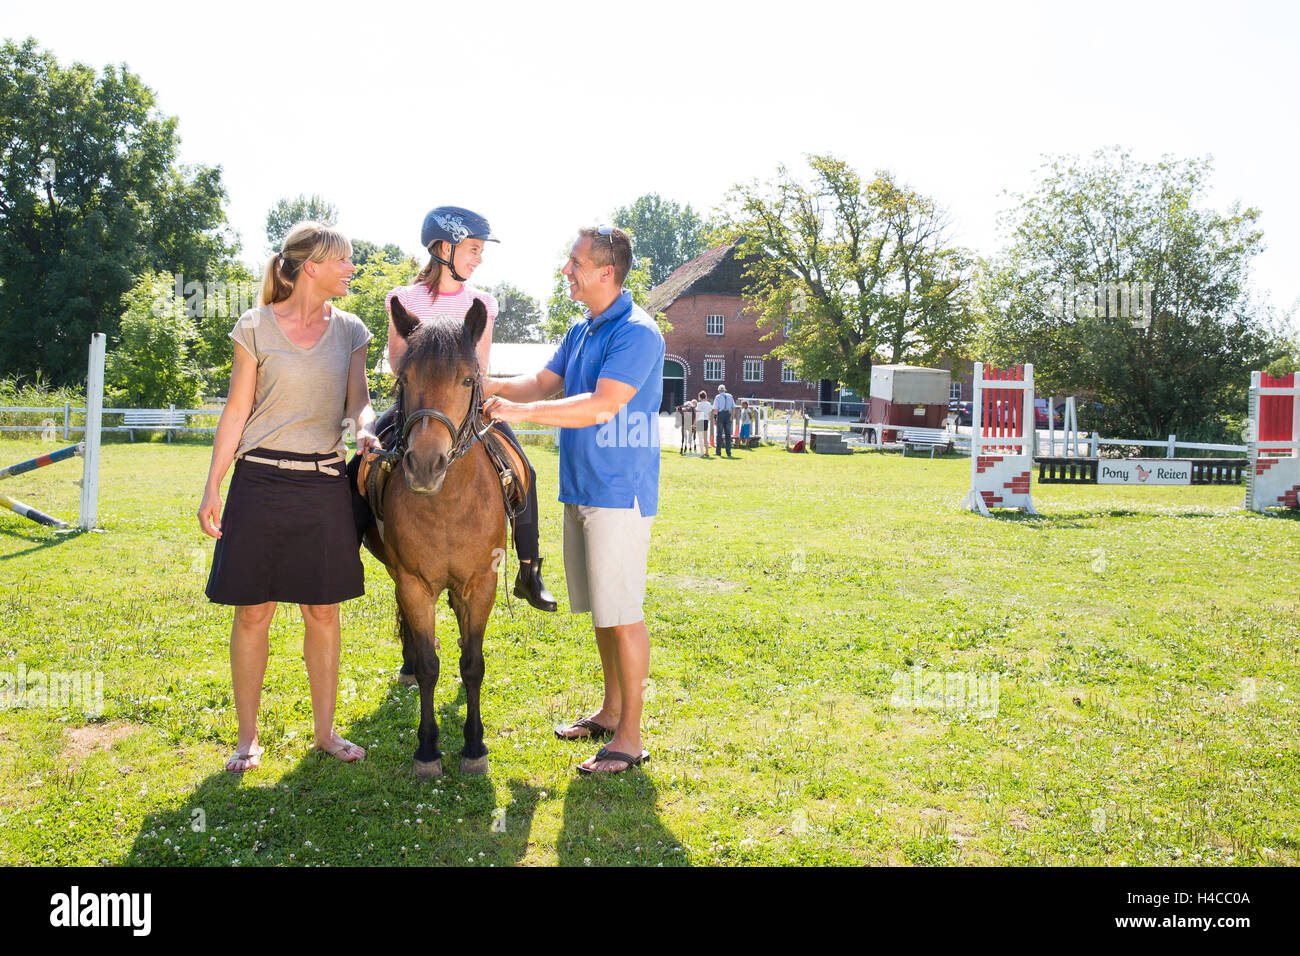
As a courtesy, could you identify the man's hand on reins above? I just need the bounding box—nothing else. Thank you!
[481,395,528,425]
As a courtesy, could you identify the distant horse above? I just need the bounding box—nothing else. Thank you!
[678,403,696,454]
[361,298,507,778]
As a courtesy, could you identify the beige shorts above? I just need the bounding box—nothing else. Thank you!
[563,501,655,628]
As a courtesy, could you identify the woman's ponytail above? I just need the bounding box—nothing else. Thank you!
[257,221,352,306]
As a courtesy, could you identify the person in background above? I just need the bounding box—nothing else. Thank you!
[713,384,736,457]
[694,390,713,458]
[739,399,754,447]
[199,220,376,772]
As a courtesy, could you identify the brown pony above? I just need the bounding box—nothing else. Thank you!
[364,298,505,778]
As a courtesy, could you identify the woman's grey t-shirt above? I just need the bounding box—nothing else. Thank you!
[229,304,372,457]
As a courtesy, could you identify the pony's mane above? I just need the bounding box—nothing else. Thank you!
[397,316,478,381]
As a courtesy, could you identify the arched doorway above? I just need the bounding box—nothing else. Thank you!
[661,358,686,412]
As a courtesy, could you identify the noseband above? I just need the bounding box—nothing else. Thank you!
[396,374,494,467]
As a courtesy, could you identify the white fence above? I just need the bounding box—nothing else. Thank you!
[1037,433,1246,458]
[0,404,219,439]
[948,429,1245,458]
[0,403,561,443]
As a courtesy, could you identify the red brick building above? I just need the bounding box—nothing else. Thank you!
[645,243,818,412]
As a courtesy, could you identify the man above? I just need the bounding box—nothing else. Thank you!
[482,226,664,774]
[693,390,713,458]
[713,384,736,457]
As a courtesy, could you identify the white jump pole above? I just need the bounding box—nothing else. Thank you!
[78,333,105,531]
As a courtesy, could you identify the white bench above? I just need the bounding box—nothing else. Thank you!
[122,408,187,442]
[901,427,952,458]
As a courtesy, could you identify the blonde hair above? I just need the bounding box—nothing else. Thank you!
[258,220,352,305]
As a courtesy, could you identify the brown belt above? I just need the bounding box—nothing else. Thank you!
[241,453,344,476]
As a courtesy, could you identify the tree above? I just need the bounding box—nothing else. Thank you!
[106,271,202,409]
[612,193,712,286]
[487,282,546,342]
[976,148,1282,441]
[265,194,337,250]
[544,265,584,340]
[723,154,975,397]
[190,259,260,396]
[0,38,235,386]
[336,254,419,374]
[351,239,407,268]
[543,245,666,341]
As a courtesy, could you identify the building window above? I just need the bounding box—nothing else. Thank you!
[781,361,799,384]
[950,381,962,401]
[706,314,724,336]
[743,358,762,382]
[704,357,724,382]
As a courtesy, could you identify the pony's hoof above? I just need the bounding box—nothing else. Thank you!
[460,754,489,776]
[413,757,443,779]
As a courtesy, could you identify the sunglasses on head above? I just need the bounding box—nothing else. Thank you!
[597,224,618,264]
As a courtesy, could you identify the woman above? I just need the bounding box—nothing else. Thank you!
[372,206,556,622]
[693,390,713,458]
[198,220,377,772]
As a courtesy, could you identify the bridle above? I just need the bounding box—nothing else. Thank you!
[393,371,496,469]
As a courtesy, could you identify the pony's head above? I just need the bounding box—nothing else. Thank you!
[391,296,488,495]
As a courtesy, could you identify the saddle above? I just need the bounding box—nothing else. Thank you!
[357,418,530,543]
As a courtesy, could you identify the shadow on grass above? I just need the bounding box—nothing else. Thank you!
[0,525,84,559]
[557,768,686,867]
[121,680,546,867]
[120,675,683,866]
[974,507,1244,528]
[1250,508,1300,522]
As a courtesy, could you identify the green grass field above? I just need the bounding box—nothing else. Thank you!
[0,434,1296,866]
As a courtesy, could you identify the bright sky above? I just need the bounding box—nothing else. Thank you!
[8,0,1298,322]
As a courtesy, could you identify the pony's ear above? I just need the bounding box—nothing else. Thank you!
[391,297,418,339]
[464,299,488,351]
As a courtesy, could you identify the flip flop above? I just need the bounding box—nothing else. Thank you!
[313,738,366,763]
[225,745,263,773]
[577,746,650,774]
[554,716,615,741]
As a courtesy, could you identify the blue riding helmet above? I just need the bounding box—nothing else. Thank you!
[421,206,498,281]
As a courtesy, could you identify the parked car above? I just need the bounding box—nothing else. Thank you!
[1034,398,1064,429]
[955,401,973,426]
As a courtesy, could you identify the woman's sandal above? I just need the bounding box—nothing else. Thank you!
[554,716,615,741]
[313,737,366,763]
[225,744,264,773]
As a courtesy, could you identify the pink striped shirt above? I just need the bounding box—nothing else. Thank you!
[384,284,498,374]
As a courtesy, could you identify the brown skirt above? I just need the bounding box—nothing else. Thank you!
[205,447,364,606]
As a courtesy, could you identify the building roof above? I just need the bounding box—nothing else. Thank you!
[644,242,757,315]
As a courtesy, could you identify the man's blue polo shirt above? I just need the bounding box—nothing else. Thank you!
[545,290,665,517]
